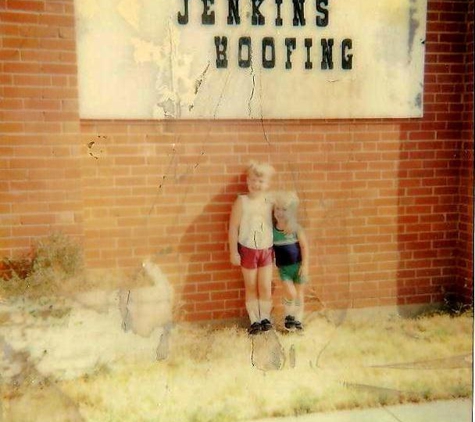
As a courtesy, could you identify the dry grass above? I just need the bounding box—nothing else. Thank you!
[2,235,471,421]
[0,233,155,300]
[48,311,474,422]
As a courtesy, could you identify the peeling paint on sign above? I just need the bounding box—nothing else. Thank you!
[74,0,427,119]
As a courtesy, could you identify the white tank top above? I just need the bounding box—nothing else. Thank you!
[238,195,273,249]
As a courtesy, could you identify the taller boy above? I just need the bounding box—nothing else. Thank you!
[229,162,275,335]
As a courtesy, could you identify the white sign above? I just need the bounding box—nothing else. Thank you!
[74,0,427,119]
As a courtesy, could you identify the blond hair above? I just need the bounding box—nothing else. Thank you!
[274,191,300,210]
[247,161,275,178]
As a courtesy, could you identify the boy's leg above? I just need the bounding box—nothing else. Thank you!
[280,279,296,330]
[257,263,273,300]
[282,297,294,317]
[281,276,297,313]
[281,279,297,304]
[294,283,305,326]
[242,268,260,323]
[257,264,273,326]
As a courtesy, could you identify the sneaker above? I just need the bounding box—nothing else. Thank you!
[248,321,261,335]
[284,315,296,331]
[294,320,303,331]
[260,319,272,331]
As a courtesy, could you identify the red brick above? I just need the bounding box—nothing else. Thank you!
[0,1,473,321]
[1,11,39,24]
[5,0,45,11]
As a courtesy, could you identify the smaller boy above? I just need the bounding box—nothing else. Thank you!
[273,192,308,331]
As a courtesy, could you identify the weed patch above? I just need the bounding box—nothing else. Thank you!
[1,233,83,298]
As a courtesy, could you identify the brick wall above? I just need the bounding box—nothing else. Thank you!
[455,0,474,302]
[1,0,473,321]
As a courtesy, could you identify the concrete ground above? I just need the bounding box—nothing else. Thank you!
[250,399,473,422]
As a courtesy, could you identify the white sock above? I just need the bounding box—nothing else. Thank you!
[258,300,273,321]
[294,299,304,322]
[246,300,260,324]
[283,297,295,318]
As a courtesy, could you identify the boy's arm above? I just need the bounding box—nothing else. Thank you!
[283,213,298,235]
[297,227,309,277]
[228,197,242,266]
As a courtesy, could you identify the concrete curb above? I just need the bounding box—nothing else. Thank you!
[249,399,473,422]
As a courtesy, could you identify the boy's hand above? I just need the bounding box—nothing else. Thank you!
[230,253,241,266]
[283,219,298,235]
[299,263,309,279]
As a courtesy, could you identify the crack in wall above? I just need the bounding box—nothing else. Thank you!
[147,142,179,216]
[190,62,211,111]
[248,61,256,117]
[258,67,270,145]
[144,140,206,264]
[213,72,231,118]
[194,62,210,95]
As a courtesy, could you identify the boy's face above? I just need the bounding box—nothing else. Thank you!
[247,173,270,194]
[274,204,290,223]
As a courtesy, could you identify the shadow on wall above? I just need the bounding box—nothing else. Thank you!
[179,174,246,322]
[130,130,467,325]
[178,166,345,324]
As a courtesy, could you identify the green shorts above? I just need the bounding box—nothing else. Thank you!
[278,263,306,284]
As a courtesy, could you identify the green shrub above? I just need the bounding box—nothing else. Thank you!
[1,233,83,298]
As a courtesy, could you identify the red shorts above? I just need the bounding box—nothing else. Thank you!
[238,244,274,269]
